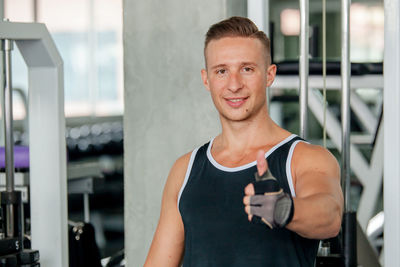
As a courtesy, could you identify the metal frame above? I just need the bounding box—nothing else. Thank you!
[271,76,383,231]
[350,91,378,135]
[0,21,67,267]
[269,0,398,264]
[273,75,383,90]
[384,0,400,265]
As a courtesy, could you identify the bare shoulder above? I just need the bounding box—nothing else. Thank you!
[292,141,339,175]
[164,151,193,202]
[171,152,192,177]
[291,141,341,198]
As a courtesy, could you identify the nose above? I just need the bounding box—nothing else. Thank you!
[228,72,243,92]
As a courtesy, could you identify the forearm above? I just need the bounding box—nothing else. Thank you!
[144,242,183,267]
[286,193,342,239]
[144,207,185,267]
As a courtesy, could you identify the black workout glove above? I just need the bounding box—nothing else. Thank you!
[249,170,294,229]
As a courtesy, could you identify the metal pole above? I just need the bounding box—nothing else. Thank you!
[33,0,38,22]
[2,38,14,193]
[299,0,309,139]
[0,3,4,147]
[384,0,400,265]
[341,0,351,215]
[1,36,15,238]
[341,0,357,266]
[83,193,90,223]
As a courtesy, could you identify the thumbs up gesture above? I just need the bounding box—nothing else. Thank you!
[243,150,294,229]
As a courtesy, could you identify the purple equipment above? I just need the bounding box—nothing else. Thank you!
[0,146,29,169]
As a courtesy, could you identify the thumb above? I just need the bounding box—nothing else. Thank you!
[256,150,268,176]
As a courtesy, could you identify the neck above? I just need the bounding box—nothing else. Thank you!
[217,108,282,152]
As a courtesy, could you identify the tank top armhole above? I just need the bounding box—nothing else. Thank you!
[286,140,308,197]
[177,147,200,209]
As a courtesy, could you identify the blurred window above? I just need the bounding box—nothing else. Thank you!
[280,9,300,36]
[4,0,123,118]
[278,3,384,63]
[350,3,384,62]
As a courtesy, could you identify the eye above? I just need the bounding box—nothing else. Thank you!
[242,67,253,72]
[216,69,226,75]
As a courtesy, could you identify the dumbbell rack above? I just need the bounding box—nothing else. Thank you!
[0,20,68,267]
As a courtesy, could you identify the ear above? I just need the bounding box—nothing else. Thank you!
[201,69,210,91]
[266,64,277,87]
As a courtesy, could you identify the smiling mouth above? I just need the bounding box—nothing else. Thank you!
[225,97,249,107]
[226,97,249,102]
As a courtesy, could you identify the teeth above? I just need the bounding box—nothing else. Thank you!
[229,99,243,102]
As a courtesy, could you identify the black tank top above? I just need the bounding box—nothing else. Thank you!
[178,134,319,267]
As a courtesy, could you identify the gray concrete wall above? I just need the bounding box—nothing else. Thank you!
[123,1,246,265]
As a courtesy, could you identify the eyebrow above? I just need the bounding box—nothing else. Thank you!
[210,62,258,70]
[210,64,228,70]
[240,62,258,67]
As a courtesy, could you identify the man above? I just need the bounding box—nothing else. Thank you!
[144,16,343,267]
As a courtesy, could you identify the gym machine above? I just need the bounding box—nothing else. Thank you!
[296,0,357,266]
[0,20,68,266]
[0,34,40,266]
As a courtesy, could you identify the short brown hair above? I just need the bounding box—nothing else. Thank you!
[204,16,271,66]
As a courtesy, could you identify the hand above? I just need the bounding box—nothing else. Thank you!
[243,150,294,228]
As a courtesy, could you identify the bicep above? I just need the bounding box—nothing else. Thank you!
[144,154,191,267]
[293,144,342,202]
[287,145,343,238]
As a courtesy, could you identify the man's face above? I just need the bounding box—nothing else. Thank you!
[201,37,276,122]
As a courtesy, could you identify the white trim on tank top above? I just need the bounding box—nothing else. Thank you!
[177,134,301,209]
[177,147,200,209]
[286,140,303,197]
[206,134,297,172]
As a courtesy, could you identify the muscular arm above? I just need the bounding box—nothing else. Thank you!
[286,142,343,239]
[144,153,191,267]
